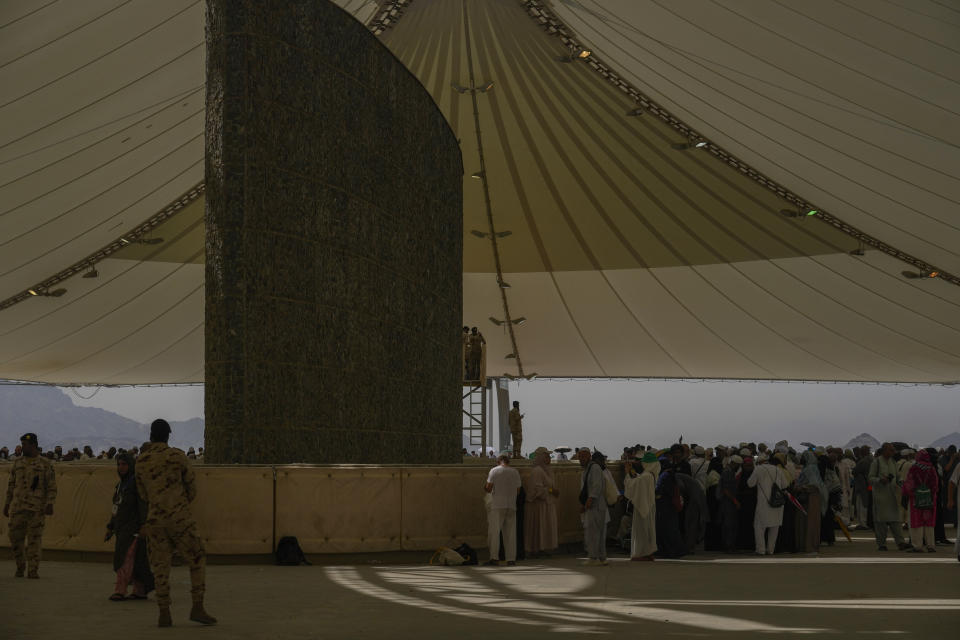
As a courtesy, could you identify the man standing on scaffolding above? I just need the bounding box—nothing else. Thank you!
[509,401,524,459]
[467,327,485,381]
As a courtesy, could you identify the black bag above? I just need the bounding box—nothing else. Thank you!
[275,536,311,566]
[579,462,595,505]
[454,542,478,565]
[768,483,786,508]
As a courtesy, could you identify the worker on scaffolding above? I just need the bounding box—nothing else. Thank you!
[509,401,524,459]
[467,327,485,381]
[462,326,470,380]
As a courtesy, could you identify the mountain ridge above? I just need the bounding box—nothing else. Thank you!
[0,385,203,452]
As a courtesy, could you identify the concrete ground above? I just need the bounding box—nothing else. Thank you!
[1,533,958,640]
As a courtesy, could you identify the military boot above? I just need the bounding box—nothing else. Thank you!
[14,565,24,577]
[158,607,172,627]
[27,568,38,579]
[189,600,217,625]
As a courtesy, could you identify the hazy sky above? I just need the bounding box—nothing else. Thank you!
[68,385,205,424]
[65,380,960,452]
[504,380,960,453]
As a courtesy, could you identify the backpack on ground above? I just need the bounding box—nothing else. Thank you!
[430,547,466,566]
[275,536,311,566]
[914,483,934,510]
[454,542,478,565]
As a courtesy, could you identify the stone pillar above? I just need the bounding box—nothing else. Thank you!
[204,0,462,464]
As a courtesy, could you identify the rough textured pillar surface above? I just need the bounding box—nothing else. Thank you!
[204,0,463,464]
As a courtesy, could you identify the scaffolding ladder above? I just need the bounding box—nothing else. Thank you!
[462,383,487,454]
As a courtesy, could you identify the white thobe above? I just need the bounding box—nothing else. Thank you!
[624,464,659,558]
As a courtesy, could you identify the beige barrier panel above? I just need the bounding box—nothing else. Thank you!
[0,465,116,552]
[1,462,602,555]
[401,466,491,551]
[193,466,273,554]
[275,466,402,554]
[554,465,588,544]
[37,465,116,552]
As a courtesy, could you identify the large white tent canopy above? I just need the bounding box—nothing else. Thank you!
[0,0,958,385]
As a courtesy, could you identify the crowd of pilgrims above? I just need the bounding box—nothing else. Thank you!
[607,441,959,559]
[0,444,203,462]
[489,441,959,564]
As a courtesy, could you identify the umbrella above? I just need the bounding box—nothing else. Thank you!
[785,490,807,516]
[834,514,853,542]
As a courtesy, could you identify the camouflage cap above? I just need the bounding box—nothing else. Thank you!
[20,432,38,445]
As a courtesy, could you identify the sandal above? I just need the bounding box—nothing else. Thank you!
[109,593,126,601]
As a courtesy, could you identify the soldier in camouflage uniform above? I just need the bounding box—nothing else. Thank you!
[3,433,57,578]
[136,419,216,627]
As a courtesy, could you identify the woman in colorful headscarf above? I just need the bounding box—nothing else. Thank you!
[903,449,939,553]
[105,452,154,600]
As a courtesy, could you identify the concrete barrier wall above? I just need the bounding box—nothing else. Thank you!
[1,462,613,554]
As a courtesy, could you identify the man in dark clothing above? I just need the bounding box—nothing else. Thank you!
[719,456,742,552]
[736,457,758,550]
[675,471,707,554]
[671,444,692,477]
[853,447,873,529]
[654,459,686,558]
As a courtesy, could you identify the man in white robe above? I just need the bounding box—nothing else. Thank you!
[896,449,915,528]
[484,454,522,565]
[838,450,856,525]
[578,449,607,565]
[689,446,709,490]
[747,457,786,555]
[624,452,660,561]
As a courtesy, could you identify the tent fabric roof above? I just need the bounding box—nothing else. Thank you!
[0,0,957,384]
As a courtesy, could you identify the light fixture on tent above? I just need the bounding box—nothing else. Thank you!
[779,207,818,219]
[626,108,644,116]
[489,316,526,326]
[849,241,865,257]
[671,140,708,151]
[901,270,939,280]
[470,230,512,239]
[452,81,494,94]
[28,288,66,297]
[505,353,517,359]
[497,279,511,289]
[82,267,99,278]
[558,49,591,63]
[471,171,484,179]
[504,372,538,380]
[119,237,131,245]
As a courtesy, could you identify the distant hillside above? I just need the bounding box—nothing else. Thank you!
[929,432,960,449]
[0,385,203,453]
[843,433,882,450]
